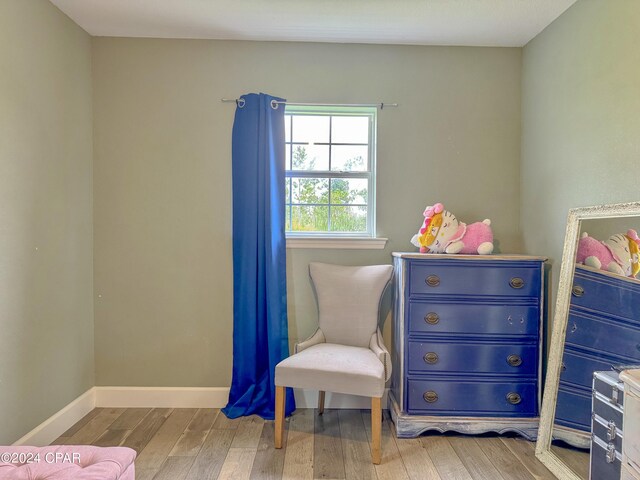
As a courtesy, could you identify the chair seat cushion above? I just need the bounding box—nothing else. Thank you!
[275,343,385,397]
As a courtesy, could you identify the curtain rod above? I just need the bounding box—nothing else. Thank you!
[221,98,398,109]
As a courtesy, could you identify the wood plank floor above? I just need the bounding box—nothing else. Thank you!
[52,408,559,480]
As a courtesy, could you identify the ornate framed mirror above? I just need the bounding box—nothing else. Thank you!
[536,201,640,479]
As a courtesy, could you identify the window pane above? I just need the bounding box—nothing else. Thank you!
[330,178,368,205]
[291,177,329,204]
[331,116,369,144]
[331,145,368,172]
[284,107,375,237]
[291,205,329,232]
[330,206,367,232]
[285,178,291,204]
[292,115,330,144]
[285,205,291,231]
[291,145,329,171]
[285,146,291,170]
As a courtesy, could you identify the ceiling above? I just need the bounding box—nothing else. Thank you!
[50,0,577,47]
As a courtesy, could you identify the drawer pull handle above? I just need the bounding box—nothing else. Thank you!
[423,352,439,364]
[572,285,585,297]
[423,391,438,403]
[606,443,616,464]
[424,312,440,325]
[506,392,522,405]
[509,277,525,289]
[507,355,522,367]
[425,275,440,287]
[561,362,567,372]
[607,421,617,441]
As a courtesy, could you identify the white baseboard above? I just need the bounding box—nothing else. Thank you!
[293,388,389,409]
[13,388,96,447]
[94,387,231,408]
[13,386,388,445]
[94,386,388,410]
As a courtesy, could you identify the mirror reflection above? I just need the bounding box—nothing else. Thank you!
[551,217,640,479]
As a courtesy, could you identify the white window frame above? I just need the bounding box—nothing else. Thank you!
[284,105,380,246]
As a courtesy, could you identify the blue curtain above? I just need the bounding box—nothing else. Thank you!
[222,93,296,420]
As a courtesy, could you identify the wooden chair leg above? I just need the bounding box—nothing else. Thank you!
[318,391,325,415]
[371,396,382,464]
[275,385,285,449]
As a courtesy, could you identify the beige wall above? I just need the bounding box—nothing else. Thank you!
[92,38,522,387]
[0,0,93,443]
[521,0,640,292]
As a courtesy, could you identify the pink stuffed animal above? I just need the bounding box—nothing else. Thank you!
[410,203,494,254]
[576,230,640,278]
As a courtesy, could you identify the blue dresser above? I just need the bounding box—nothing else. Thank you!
[389,253,546,439]
[554,265,640,448]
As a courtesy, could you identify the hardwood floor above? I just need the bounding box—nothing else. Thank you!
[52,408,558,479]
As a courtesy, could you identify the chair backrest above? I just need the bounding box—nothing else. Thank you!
[309,262,394,348]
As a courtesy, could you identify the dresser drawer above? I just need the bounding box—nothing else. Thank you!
[566,310,640,362]
[409,262,540,297]
[407,341,537,376]
[561,348,621,389]
[407,378,537,416]
[555,385,591,431]
[572,266,640,321]
[408,302,539,337]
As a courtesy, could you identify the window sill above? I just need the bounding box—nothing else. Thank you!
[286,237,388,250]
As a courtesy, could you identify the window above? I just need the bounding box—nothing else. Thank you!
[284,106,377,238]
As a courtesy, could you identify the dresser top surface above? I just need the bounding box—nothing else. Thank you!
[392,252,548,262]
[621,369,640,390]
[575,263,640,286]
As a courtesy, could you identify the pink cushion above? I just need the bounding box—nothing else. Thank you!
[0,446,136,480]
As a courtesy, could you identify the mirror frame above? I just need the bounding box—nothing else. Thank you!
[536,201,640,479]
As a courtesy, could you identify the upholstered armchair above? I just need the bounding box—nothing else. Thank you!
[274,262,394,464]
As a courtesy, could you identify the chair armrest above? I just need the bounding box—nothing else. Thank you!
[295,328,325,354]
[370,328,392,382]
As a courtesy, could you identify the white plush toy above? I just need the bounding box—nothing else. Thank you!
[410,203,494,255]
